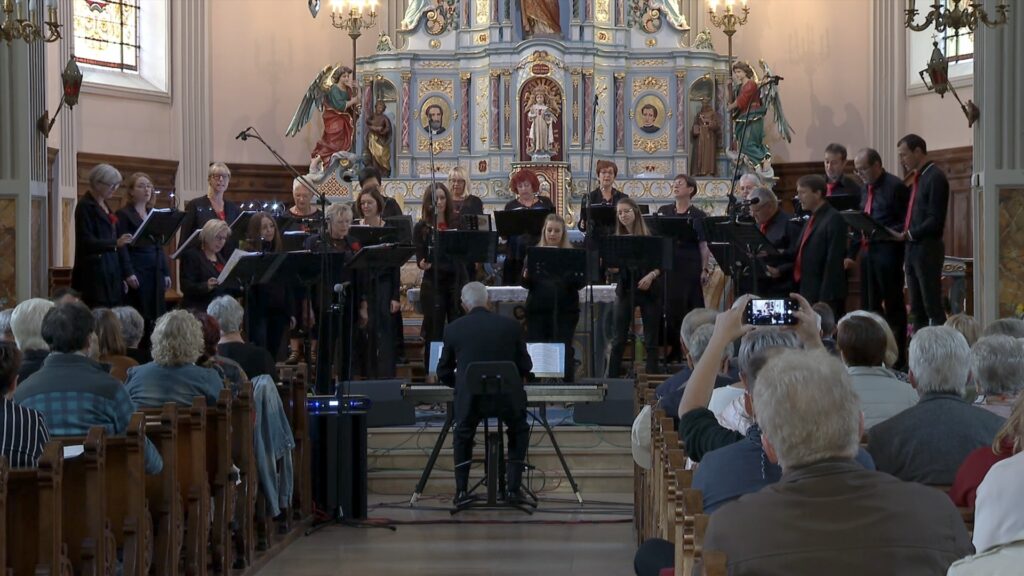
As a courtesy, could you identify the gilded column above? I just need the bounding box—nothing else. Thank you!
[502,69,512,147]
[460,73,471,152]
[400,72,412,153]
[675,70,687,152]
[571,69,581,147]
[583,70,594,148]
[613,73,625,152]
[490,71,501,150]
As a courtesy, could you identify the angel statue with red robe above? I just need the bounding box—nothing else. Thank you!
[286,63,361,166]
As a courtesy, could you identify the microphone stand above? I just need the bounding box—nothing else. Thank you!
[725,85,758,222]
[239,126,337,393]
[427,127,442,355]
[583,89,600,377]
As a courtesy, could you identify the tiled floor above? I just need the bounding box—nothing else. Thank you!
[256,494,637,576]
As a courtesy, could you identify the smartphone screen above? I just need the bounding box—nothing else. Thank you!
[745,298,798,326]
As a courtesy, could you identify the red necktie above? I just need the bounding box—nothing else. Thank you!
[793,215,816,283]
[826,182,836,197]
[861,184,875,252]
[760,222,768,235]
[904,172,920,232]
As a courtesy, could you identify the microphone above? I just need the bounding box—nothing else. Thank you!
[738,197,761,207]
[235,128,251,141]
[334,282,351,294]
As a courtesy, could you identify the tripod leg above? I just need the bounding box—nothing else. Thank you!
[411,407,454,505]
[533,406,583,504]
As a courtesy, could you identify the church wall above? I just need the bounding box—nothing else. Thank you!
[207,0,391,168]
[701,0,873,163]
[906,88,974,151]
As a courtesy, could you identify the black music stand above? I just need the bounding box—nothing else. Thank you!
[348,226,402,247]
[438,230,499,265]
[131,208,185,326]
[714,221,778,297]
[494,208,553,239]
[585,205,618,233]
[384,216,414,245]
[840,210,898,242]
[826,195,862,212]
[282,230,310,252]
[643,215,696,370]
[217,252,283,346]
[229,210,258,238]
[525,247,587,379]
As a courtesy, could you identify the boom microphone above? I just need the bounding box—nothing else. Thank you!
[235,128,251,141]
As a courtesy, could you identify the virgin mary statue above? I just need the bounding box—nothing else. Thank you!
[522,0,561,36]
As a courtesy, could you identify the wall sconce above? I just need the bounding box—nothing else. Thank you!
[919,41,979,127]
[37,56,83,137]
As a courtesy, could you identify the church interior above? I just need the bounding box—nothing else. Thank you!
[1,0,1023,574]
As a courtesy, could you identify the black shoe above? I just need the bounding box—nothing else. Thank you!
[505,489,525,506]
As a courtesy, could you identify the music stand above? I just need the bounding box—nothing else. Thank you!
[229,210,258,238]
[643,215,697,370]
[493,208,553,239]
[348,226,402,247]
[460,213,492,231]
[384,216,414,245]
[840,210,898,242]
[825,195,861,212]
[714,221,778,297]
[282,230,310,252]
[526,247,586,378]
[438,230,499,264]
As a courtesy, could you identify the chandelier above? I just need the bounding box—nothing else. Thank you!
[1,0,62,45]
[329,0,378,37]
[905,0,1009,33]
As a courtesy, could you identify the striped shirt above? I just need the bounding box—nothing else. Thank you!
[0,398,50,468]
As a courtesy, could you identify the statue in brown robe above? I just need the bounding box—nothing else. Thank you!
[691,99,722,177]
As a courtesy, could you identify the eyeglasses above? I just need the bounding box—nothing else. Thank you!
[210,174,229,181]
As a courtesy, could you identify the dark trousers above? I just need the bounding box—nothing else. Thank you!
[526,309,580,382]
[249,309,290,361]
[608,292,661,377]
[906,238,946,331]
[861,242,908,366]
[634,538,674,576]
[392,310,405,361]
[420,276,463,358]
[453,403,530,493]
[361,295,397,379]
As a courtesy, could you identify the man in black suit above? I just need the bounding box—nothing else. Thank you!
[852,148,911,365]
[791,175,849,318]
[823,142,861,198]
[747,186,800,298]
[436,282,533,505]
[895,134,949,331]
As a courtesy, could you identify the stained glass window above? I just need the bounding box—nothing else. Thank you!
[73,0,141,72]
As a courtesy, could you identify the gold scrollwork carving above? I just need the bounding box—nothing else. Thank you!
[418,78,454,99]
[614,72,625,80]
[400,71,412,81]
[629,160,672,175]
[633,133,669,154]
[595,0,610,22]
[476,76,489,145]
[420,61,454,69]
[632,76,669,98]
[475,0,488,24]
[635,59,668,66]
[418,134,454,154]
[646,38,657,47]
[476,32,489,43]
[675,70,687,79]
[429,39,441,49]
[596,30,611,43]
[460,72,471,81]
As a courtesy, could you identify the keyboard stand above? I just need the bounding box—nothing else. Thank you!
[530,403,584,504]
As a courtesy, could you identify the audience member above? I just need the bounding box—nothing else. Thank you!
[970,335,1024,418]
[948,451,1024,575]
[837,314,918,428]
[50,287,81,305]
[868,326,1004,485]
[0,342,50,468]
[675,294,822,463]
[812,301,837,352]
[208,296,276,380]
[192,311,247,395]
[124,310,224,407]
[0,309,13,342]
[710,328,800,433]
[652,308,717,404]
[946,313,982,347]
[14,302,162,474]
[656,323,734,417]
[982,317,1024,339]
[10,298,55,382]
[700,349,972,575]
[113,306,150,364]
[844,309,901,370]
[950,394,1024,508]
[94,308,139,382]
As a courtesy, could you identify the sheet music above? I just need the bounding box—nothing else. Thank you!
[63,445,84,460]
[171,229,202,260]
[527,343,565,378]
[216,249,257,285]
[130,208,173,245]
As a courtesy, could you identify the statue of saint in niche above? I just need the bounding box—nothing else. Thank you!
[365,101,393,177]
[526,88,557,158]
[691,99,722,176]
[522,0,561,37]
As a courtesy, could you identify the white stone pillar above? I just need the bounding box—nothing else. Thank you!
[0,8,49,302]
[56,0,79,268]
[172,0,212,203]
[973,0,1024,325]
[869,0,907,172]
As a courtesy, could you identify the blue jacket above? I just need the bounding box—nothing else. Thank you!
[124,361,224,408]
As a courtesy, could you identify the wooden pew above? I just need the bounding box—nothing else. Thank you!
[206,390,234,574]
[143,404,183,576]
[702,550,728,576]
[231,381,257,569]
[6,442,71,576]
[176,398,210,576]
[276,363,312,519]
[61,415,153,576]
[57,427,115,576]
[674,489,704,576]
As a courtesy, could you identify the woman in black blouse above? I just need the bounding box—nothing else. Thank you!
[447,166,485,229]
[354,187,401,378]
[73,163,134,308]
[607,198,662,377]
[502,169,554,286]
[179,162,242,257]
[179,219,238,311]
[522,214,584,381]
[241,212,293,360]
[115,172,171,335]
[656,174,711,363]
[577,159,628,283]
[413,183,466,359]
[283,178,323,364]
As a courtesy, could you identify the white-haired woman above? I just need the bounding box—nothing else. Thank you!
[124,310,224,407]
[180,219,241,310]
[179,162,242,257]
[113,306,149,364]
[73,163,136,307]
[10,298,55,383]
